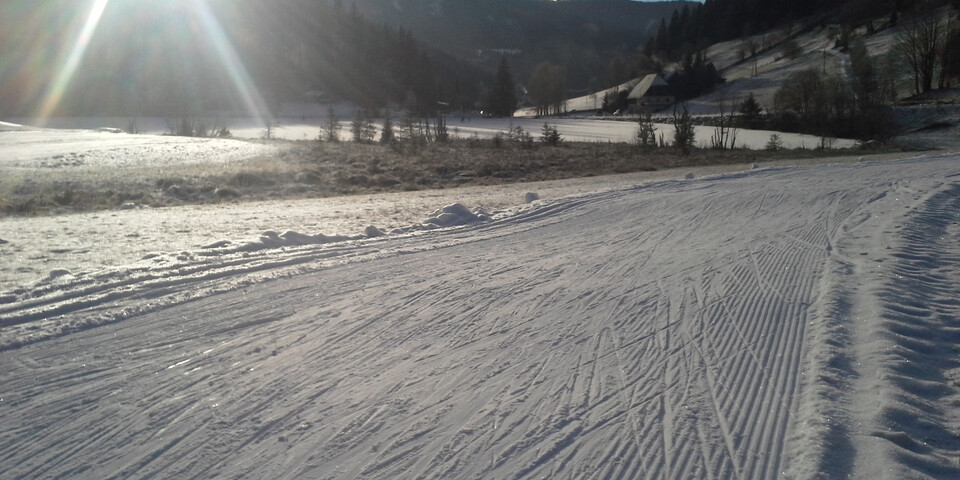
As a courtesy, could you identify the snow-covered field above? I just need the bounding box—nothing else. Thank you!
[7,115,860,150]
[1,123,958,478]
[0,127,279,170]
[0,123,865,291]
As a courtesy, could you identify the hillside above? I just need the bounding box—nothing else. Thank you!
[351,0,690,90]
[353,0,681,54]
[523,5,960,149]
[0,0,490,117]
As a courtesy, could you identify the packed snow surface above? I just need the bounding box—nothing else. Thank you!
[0,128,278,169]
[1,151,958,479]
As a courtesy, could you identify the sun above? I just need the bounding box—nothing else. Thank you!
[33,0,271,126]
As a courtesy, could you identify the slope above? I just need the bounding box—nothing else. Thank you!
[1,155,958,479]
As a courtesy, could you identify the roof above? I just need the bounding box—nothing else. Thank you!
[627,74,673,100]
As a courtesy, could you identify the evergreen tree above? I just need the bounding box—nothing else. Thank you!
[380,111,395,144]
[738,92,764,128]
[673,104,696,155]
[488,57,518,117]
[322,106,341,142]
[351,109,376,143]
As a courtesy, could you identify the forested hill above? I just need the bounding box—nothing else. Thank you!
[647,0,957,61]
[351,0,689,93]
[352,0,683,55]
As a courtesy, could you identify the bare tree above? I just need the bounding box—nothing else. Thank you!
[710,96,738,150]
[940,18,960,88]
[635,113,657,149]
[895,12,945,95]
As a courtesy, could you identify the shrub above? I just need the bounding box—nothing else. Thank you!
[635,114,657,148]
[321,107,341,142]
[540,123,562,146]
[434,115,449,143]
[503,125,534,148]
[380,113,395,145]
[352,110,377,143]
[738,93,764,129]
[766,133,784,151]
[672,105,695,155]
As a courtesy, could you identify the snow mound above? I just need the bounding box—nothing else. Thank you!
[364,225,387,238]
[201,230,362,254]
[0,121,28,131]
[195,203,493,256]
[422,203,491,228]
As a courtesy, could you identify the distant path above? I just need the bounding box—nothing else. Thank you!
[1,155,958,479]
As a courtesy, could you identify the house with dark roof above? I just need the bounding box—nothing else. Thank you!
[627,74,675,113]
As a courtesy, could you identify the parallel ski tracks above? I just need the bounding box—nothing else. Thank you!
[2,159,959,479]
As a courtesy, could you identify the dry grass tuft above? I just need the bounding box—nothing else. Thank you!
[0,138,891,217]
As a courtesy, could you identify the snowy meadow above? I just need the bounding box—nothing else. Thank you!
[1,122,958,479]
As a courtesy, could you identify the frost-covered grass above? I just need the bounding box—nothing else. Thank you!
[1,151,957,479]
[0,128,883,217]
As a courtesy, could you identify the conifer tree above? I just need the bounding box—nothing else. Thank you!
[673,104,696,155]
[380,111,395,145]
[488,57,518,117]
[738,93,764,128]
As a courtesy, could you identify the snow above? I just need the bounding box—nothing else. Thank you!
[4,9,960,476]
[2,124,958,478]
[5,115,860,150]
[0,128,278,170]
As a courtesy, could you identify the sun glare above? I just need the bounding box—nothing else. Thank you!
[33,0,272,127]
[36,0,110,124]
[189,1,273,126]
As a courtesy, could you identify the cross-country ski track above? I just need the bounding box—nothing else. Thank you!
[1,155,959,479]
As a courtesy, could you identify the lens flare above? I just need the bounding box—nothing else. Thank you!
[31,0,273,127]
[190,0,273,126]
[35,0,110,124]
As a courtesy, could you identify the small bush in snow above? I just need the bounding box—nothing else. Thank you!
[673,105,695,155]
[352,110,377,144]
[434,115,449,143]
[540,123,562,146]
[635,114,657,149]
[321,107,341,142]
[380,112,396,145]
[501,124,534,148]
[766,133,784,151]
[261,121,275,140]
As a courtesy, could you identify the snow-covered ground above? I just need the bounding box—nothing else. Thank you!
[0,127,279,170]
[6,115,860,150]
[1,124,958,478]
[0,123,867,291]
